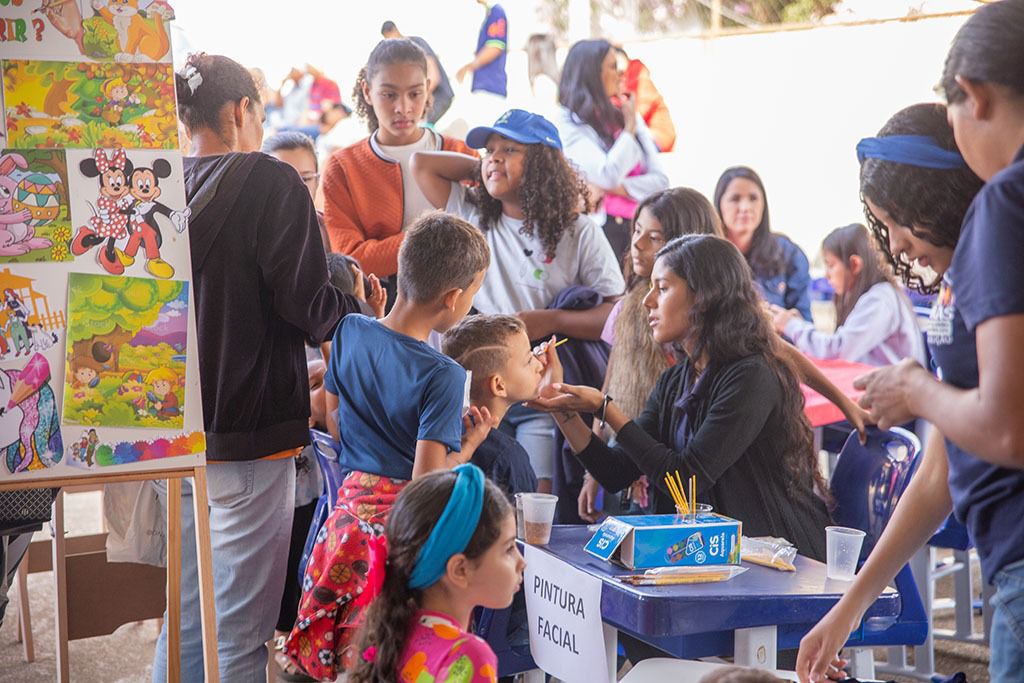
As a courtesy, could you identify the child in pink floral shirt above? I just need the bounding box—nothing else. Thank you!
[348,465,524,683]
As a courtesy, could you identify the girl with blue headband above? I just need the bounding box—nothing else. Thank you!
[348,464,522,683]
[799,0,1024,669]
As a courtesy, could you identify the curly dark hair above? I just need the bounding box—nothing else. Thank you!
[352,38,431,134]
[859,103,983,293]
[465,143,591,260]
[656,234,830,504]
[348,470,512,683]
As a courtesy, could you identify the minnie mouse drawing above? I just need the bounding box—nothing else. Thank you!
[71,148,134,275]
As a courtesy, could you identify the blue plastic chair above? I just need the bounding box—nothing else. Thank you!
[828,427,928,650]
[297,429,347,584]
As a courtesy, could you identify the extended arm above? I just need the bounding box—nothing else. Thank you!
[517,301,616,342]
[896,315,1024,467]
[797,432,952,681]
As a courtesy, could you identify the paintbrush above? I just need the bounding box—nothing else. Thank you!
[533,337,568,355]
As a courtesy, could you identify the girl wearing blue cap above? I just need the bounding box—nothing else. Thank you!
[348,464,523,683]
[412,108,625,494]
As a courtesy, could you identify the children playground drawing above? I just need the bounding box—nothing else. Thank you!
[63,272,188,429]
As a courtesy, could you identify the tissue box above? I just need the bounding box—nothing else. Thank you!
[584,513,742,570]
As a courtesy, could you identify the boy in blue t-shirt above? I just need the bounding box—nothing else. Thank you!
[323,212,493,479]
[289,212,493,675]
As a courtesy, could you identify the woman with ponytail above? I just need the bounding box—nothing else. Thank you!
[346,464,522,683]
[159,53,361,682]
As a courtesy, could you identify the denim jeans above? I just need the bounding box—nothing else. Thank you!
[990,558,1024,681]
[498,403,556,481]
[152,458,295,682]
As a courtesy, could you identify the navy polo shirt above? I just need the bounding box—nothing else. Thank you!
[472,4,508,97]
[928,144,1024,584]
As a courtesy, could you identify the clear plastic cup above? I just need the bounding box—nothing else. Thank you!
[514,493,525,539]
[825,526,866,580]
[521,493,558,545]
[675,503,713,523]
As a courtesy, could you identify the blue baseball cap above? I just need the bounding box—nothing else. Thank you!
[466,109,562,151]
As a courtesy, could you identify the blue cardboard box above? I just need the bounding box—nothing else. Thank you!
[584,513,742,569]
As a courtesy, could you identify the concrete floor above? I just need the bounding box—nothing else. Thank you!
[0,491,991,683]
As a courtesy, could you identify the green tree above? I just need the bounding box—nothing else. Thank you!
[67,275,183,372]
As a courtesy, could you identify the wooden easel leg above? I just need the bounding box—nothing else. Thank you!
[52,491,70,683]
[167,478,183,683]
[192,466,220,682]
[16,558,34,662]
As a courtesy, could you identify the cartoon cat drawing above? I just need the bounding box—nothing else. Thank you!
[90,0,172,63]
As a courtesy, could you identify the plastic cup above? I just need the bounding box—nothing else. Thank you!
[521,493,558,545]
[514,493,525,539]
[825,526,866,580]
[675,503,713,522]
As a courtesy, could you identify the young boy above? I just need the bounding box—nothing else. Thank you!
[441,314,545,495]
[286,212,492,679]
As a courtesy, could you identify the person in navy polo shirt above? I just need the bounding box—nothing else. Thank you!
[456,2,509,126]
[798,3,1024,681]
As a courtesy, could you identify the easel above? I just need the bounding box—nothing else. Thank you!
[1,465,219,683]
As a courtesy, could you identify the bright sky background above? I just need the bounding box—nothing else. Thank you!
[170,1,550,97]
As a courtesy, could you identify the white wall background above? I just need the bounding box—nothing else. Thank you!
[169,3,971,271]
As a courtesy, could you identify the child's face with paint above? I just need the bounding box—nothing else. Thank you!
[111,85,129,101]
[75,367,97,384]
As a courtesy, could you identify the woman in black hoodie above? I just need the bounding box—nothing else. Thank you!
[152,53,361,682]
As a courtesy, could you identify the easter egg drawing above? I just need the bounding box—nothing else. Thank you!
[12,173,62,227]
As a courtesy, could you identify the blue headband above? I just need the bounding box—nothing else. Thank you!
[856,135,966,170]
[408,463,486,590]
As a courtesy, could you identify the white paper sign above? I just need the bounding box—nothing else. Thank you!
[524,544,609,683]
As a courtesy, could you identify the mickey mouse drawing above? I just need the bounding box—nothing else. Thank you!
[71,148,134,275]
[121,159,189,279]
[71,148,188,278]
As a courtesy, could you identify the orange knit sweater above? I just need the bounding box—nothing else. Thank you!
[322,133,476,277]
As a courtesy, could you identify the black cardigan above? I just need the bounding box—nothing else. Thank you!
[577,355,831,561]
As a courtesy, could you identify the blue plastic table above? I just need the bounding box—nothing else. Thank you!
[533,525,905,672]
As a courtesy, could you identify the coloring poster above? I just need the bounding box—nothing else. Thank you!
[0,148,72,263]
[0,0,174,63]
[3,59,178,149]
[0,1,207,483]
[63,273,187,429]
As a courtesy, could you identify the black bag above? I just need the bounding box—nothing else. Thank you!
[0,487,57,535]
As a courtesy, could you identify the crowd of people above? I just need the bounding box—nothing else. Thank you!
[6,1,1019,682]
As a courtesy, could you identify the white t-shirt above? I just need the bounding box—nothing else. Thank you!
[378,129,440,229]
[446,183,625,314]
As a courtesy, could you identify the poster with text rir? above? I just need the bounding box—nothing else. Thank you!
[0,0,205,483]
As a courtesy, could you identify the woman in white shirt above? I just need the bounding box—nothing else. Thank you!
[555,38,669,266]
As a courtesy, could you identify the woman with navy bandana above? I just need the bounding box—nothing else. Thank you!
[798,3,1024,680]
